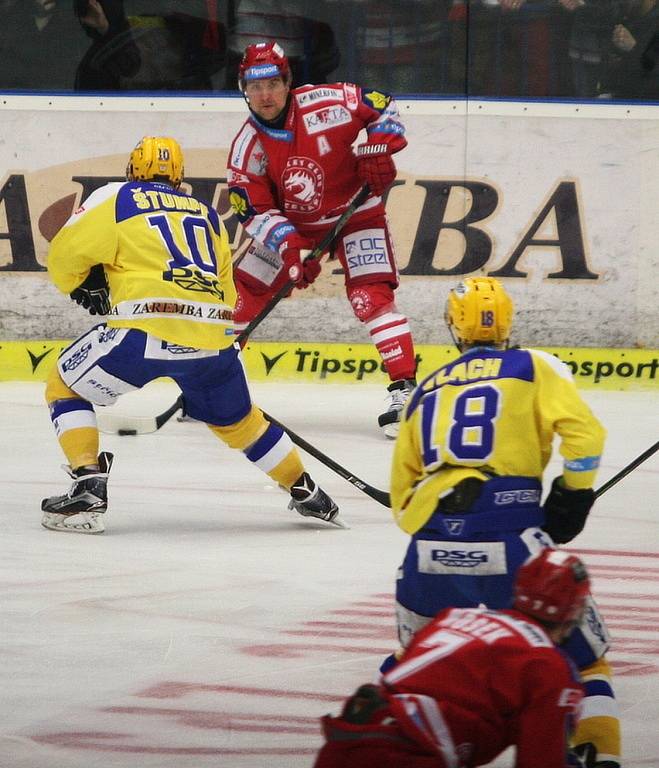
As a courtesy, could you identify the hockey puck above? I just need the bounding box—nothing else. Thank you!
[118,428,138,436]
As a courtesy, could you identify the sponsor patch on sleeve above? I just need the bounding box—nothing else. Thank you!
[362,89,391,113]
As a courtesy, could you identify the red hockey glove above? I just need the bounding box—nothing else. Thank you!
[356,143,397,197]
[280,234,321,289]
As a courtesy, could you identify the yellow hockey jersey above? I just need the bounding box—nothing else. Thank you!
[391,346,606,534]
[48,181,236,350]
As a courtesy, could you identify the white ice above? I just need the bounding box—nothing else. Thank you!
[1,381,657,768]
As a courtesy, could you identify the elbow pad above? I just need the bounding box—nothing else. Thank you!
[541,476,595,544]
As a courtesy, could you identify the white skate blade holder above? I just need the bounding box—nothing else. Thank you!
[41,511,105,534]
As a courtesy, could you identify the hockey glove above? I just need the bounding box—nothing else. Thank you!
[70,264,111,315]
[567,749,590,768]
[356,143,397,197]
[541,476,595,544]
[280,234,321,289]
[569,743,597,768]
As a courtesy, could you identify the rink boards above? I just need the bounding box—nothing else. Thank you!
[1,339,657,390]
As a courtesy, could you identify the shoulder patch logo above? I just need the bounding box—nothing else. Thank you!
[363,90,390,112]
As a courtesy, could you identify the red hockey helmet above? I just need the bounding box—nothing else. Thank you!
[513,549,590,625]
[238,42,291,90]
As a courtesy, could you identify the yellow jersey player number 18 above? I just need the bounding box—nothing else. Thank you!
[388,277,620,768]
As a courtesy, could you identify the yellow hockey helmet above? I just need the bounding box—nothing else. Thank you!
[445,277,514,348]
[126,136,184,187]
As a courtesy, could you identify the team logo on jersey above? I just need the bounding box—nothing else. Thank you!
[282,157,324,213]
[349,288,373,319]
[302,105,351,135]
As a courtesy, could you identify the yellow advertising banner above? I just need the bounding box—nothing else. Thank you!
[1,340,657,390]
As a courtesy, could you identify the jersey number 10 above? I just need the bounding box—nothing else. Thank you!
[148,213,218,273]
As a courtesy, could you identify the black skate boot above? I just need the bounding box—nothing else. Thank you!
[572,742,620,768]
[378,379,416,439]
[41,452,114,534]
[288,473,345,528]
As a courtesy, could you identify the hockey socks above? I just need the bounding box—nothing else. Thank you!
[365,310,416,381]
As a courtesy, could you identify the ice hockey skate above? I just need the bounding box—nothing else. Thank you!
[288,472,345,528]
[378,379,416,439]
[41,452,114,534]
[572,742,620,768]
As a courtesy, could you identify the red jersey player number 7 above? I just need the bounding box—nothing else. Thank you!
[314,549,592,768]
[226,41,418,438]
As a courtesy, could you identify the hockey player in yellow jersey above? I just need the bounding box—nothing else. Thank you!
[388,278,620,768]
[42,136,341,534]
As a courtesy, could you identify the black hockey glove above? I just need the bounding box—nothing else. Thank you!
[567,749,590,768]
[70,264,111,315]
[569,742,597,768]
[541,476,595,544]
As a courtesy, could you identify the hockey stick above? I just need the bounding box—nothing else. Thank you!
[594,439,659,498]
[249,430,658,512]
[262,410,391,508]
[234,184,370,346]
[98,396,184,436]
[107,185,371,436]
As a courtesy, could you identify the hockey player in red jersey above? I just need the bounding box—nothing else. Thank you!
[314,548,591,768]
[227,41,418,437]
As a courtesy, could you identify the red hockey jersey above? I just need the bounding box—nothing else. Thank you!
[227,83,407,252]
[382,607,584,767]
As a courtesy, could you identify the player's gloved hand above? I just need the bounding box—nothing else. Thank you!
[70,264,111,315]
[280,234,320,289]
[541,476,595,544]
[568,743,597,768]
[567,749,589,768]
[356,142,397,197]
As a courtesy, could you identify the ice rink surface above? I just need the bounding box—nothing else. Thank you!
[1,380,657,768]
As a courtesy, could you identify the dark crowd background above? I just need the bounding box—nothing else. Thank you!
[0,1,657,100]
